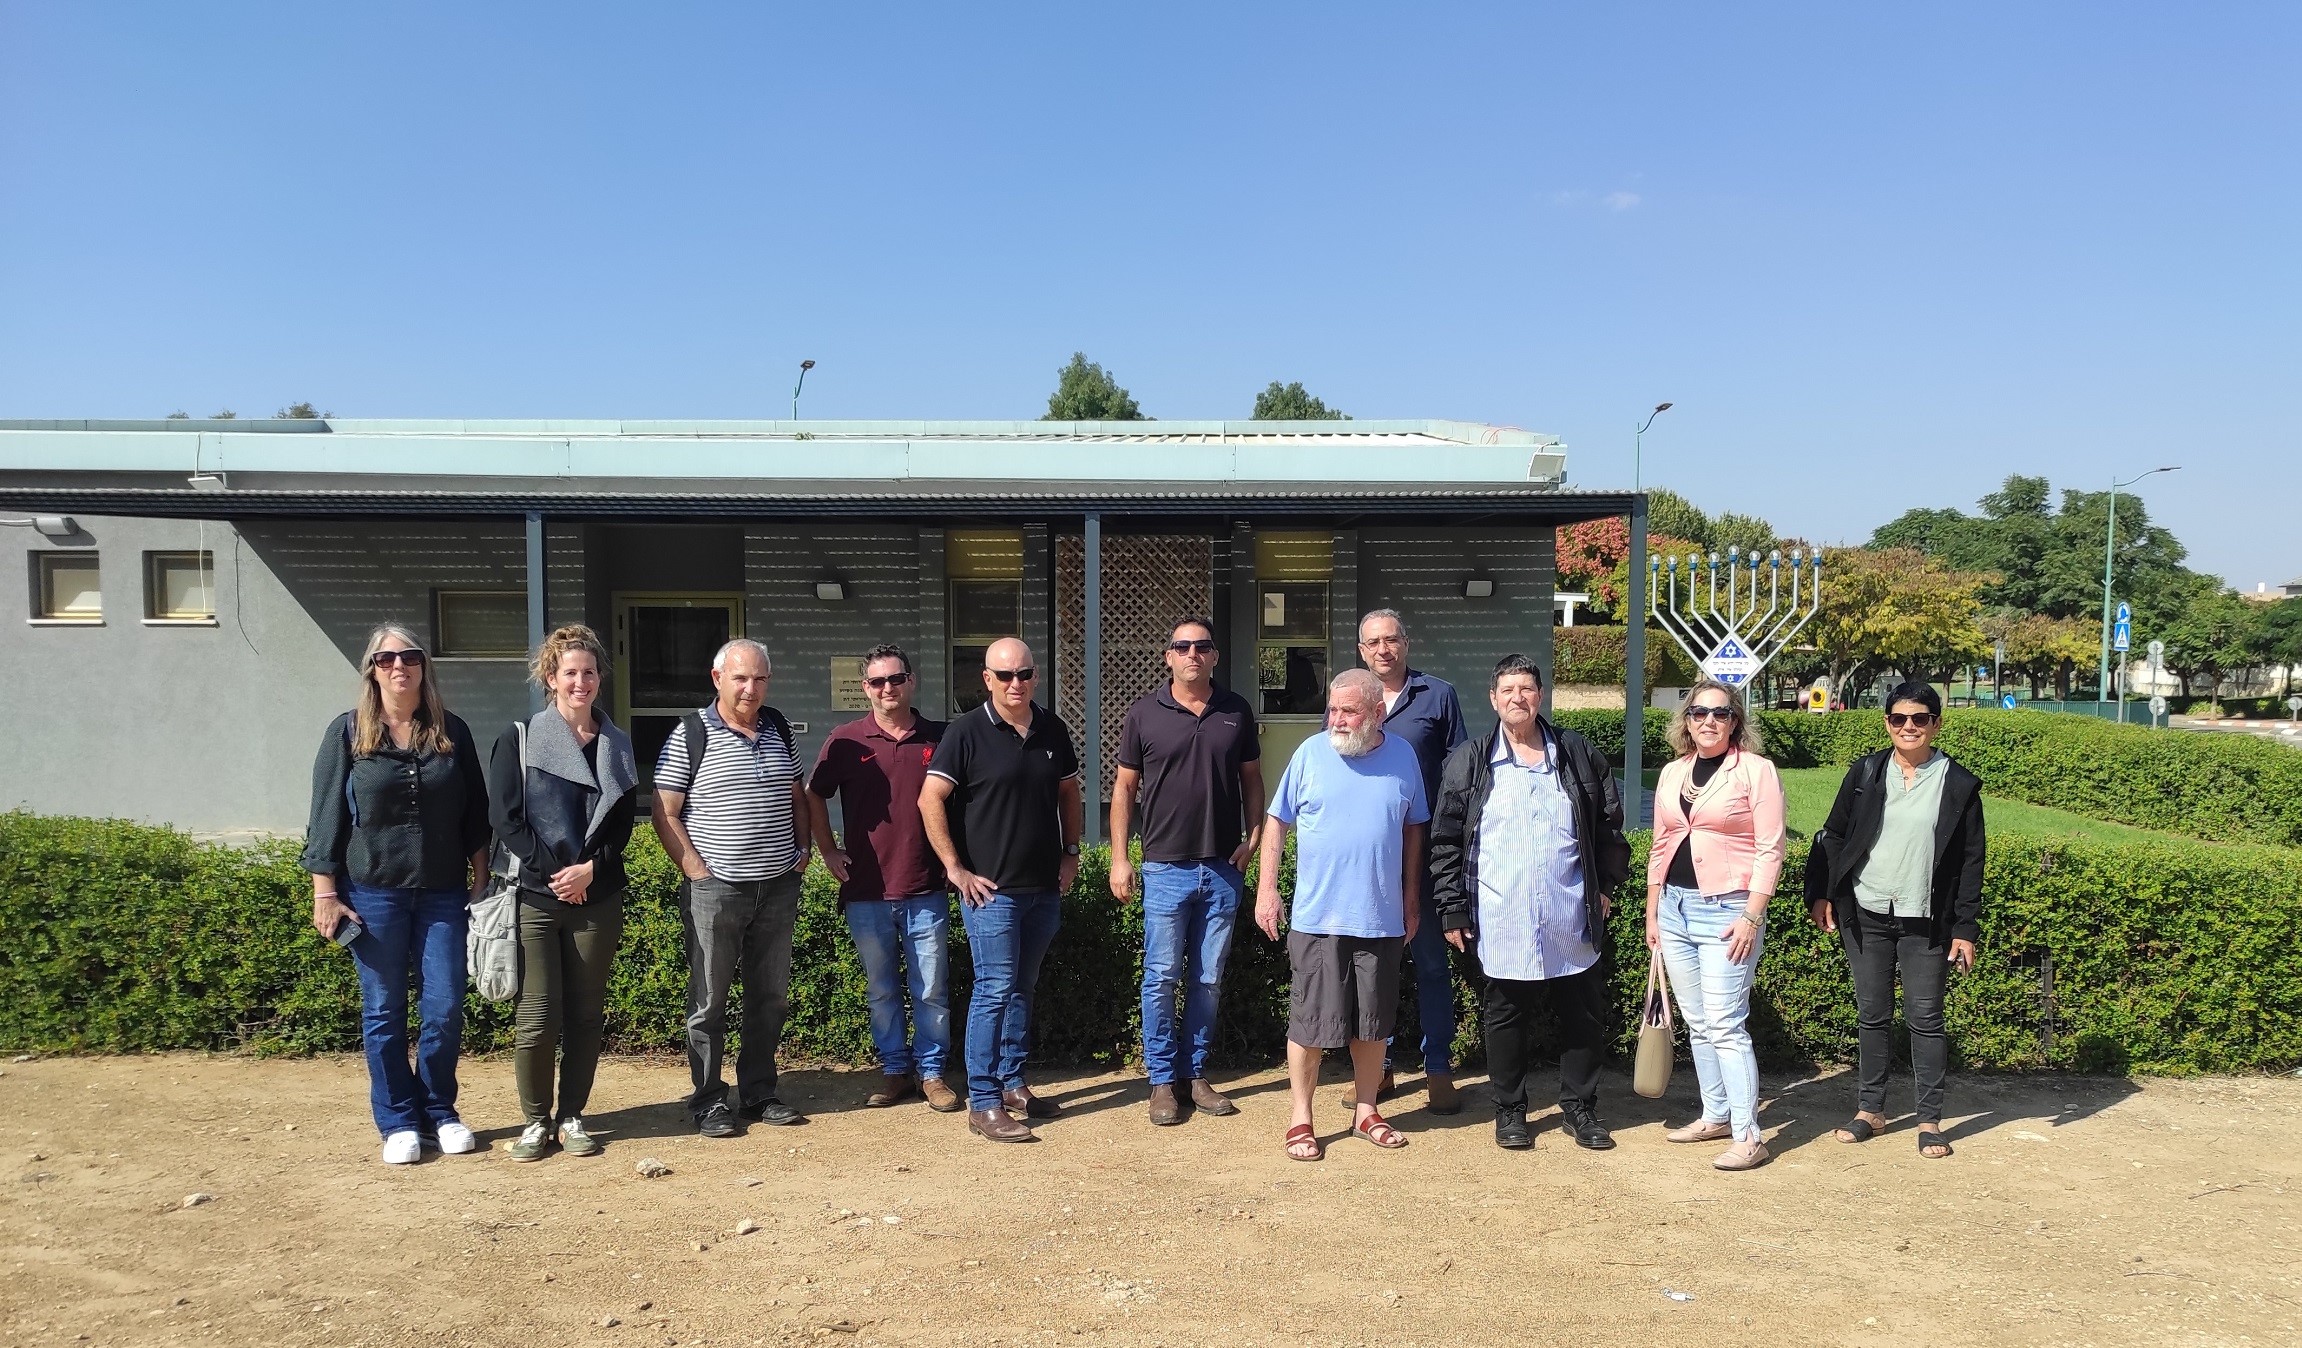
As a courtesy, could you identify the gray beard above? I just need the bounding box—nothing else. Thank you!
[1329,724,1381,758]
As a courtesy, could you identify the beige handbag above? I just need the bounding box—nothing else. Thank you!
[1632,948,1676,1099]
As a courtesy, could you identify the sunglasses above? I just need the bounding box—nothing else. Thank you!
[1887,711,1939,729]
[988,666,1037,684]
[1168,639,1217,654]
[1684,705,1736,722]
[863,672,912,690]
[370,649,427,669]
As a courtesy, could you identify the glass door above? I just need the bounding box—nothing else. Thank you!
[613,592,744,782]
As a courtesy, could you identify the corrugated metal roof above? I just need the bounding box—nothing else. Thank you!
[0,416,1557,445]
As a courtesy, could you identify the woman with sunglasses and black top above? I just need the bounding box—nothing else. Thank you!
[301,623,493,1165]
[1804,681,1986,1159]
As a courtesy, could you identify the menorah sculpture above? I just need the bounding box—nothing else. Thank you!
[1648,546,1824,700]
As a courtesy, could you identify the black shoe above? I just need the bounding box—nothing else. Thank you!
[743,1098,805,1127]
[1495,1111,1533,1151]
[1562,1106,1616,1151]
[696,1103,743,1139]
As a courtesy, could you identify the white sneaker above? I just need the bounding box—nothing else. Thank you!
[381,1130,422,1165]
[508,1121,552,1161]
[435,1121,478,1155]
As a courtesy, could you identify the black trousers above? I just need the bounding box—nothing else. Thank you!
[1844,905,1951,1124]
[1478,960,1607,1114]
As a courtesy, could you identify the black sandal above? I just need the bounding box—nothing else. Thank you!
[1917,1130,1952,1158]
[1834,1117,1876,1143]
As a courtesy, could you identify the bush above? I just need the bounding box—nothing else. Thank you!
[6,810,2301,1076]
[1547,707,2302,849]
[1551,626,1696,689]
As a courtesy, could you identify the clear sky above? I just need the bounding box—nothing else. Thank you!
[3,3,2295,588]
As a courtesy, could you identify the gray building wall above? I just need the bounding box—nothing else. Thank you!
[742,521,928,771]
[1354,526,1557,728]
[2,515,540,833]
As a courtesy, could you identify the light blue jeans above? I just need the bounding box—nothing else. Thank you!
[1658,884,1766,1142]
[1139,860,1243,1087]
[843,894,952,1078]
[956,890,1062,1112]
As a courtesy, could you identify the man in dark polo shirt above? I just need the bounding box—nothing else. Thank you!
[806,644,961,1114]
[919,637,1084,1144]
[1109,616,1264,1127]
[1356,607,1470,1114]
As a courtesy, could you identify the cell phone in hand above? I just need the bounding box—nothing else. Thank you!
[331,915,364,948]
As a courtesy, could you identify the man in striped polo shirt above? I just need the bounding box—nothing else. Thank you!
[652,638,813,1138]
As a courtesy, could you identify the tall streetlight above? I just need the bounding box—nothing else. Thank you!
[792,359,816,421]
[2098,465,2180,703]
[1632,402,1673,493]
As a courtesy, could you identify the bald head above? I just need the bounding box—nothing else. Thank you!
[981,637,1039,721]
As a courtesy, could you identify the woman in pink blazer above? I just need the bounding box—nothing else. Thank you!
[1645,678,1786,1171]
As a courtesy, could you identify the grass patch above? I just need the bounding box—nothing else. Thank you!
[1777,766,2206,847]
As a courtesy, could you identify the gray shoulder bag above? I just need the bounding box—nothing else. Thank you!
[466,721,524,1002]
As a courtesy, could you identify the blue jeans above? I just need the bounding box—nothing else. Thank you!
[1658,884,1766,1142]
[1394,889,1458,1075]
[843,895,953,1078]
[1139,860,1243,1086]
[956,890,1062,1112]
[345,884,469,1138]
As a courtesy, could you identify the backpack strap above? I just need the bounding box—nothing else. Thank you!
[762,706,796,759]
[682,711,709,788]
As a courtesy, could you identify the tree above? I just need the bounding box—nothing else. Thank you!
[1249,381,1347,420]
[1802,547,1991,700]
[1983,609,2097,699]
[209,409,237,419]
[1043,353,1145,421]
[274,402,330,419]
[165,411,190,419]
[2158,589,2265,702]
[1710,511,1778,556]
[1643,487,1712,549]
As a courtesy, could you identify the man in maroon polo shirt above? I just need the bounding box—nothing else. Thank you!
[806,644,961,1112]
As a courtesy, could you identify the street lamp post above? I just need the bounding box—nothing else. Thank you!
[2098,465,2179,704]
[1632,402,1673,494]
[792,359,816,421]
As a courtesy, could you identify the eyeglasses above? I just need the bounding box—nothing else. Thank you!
[988,667,1037,684]
[1359,635,1405,649]
[1168,639,1217,654]
[864,673,912,690]
[370,649,427,669]
[1886,711,1939,729]
[1684,705,1735,722]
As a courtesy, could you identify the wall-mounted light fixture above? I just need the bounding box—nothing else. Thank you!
[2,515,79,536]
[815,580,846,602]
[1463,578,1495,599]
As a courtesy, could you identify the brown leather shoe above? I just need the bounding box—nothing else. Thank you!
[865,1073,917,1108]
[1341,1072,1394,1109]
[1189,1079,1239,1117]
[1003,1088,1061,1120]
[921,1077,964,1113]
[967,1107,1036,1143]
[1426,1074,1462,1116]
[1147,1083,1185,1126]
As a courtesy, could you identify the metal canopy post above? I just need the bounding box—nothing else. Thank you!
[525,511,547,713]
[1623,495,1648,833]
[1081,512,1104,847]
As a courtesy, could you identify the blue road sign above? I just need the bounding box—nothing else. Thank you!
[2113,620,2132,652]
[2001,694,2018,709]
[2116,601,2132,624]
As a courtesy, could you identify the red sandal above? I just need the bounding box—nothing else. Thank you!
[1283,1123,1323,1161]
[1354,1111,1408,1149]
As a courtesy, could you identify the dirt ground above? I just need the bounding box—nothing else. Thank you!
[3,1054,2298,1348]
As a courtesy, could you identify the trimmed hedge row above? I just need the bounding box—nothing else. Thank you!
[1549,708,2302,849]
[1551,625,1696,689]
[6,810,2299,1075]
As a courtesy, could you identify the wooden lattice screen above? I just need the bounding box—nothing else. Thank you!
[1055,533,1214,803]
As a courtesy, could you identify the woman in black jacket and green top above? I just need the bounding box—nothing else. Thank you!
[489,624,640,1162]
[1805,680,1986,1159]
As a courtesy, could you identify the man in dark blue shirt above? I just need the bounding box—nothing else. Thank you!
[1355,608,1469,1113]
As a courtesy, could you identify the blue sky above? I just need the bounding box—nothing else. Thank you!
[3,3,2295,588]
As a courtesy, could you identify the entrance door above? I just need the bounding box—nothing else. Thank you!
[613,592,744,783]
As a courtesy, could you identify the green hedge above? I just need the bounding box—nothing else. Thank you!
[1548,707,2302,849]
[6,810,2300,1076]
[1551,625,1696,689]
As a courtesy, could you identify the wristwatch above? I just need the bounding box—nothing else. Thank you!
[1061,843,1081,857]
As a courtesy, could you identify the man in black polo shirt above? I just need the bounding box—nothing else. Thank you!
[919,637,1083,1144]
[1110,617,1264,1126]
